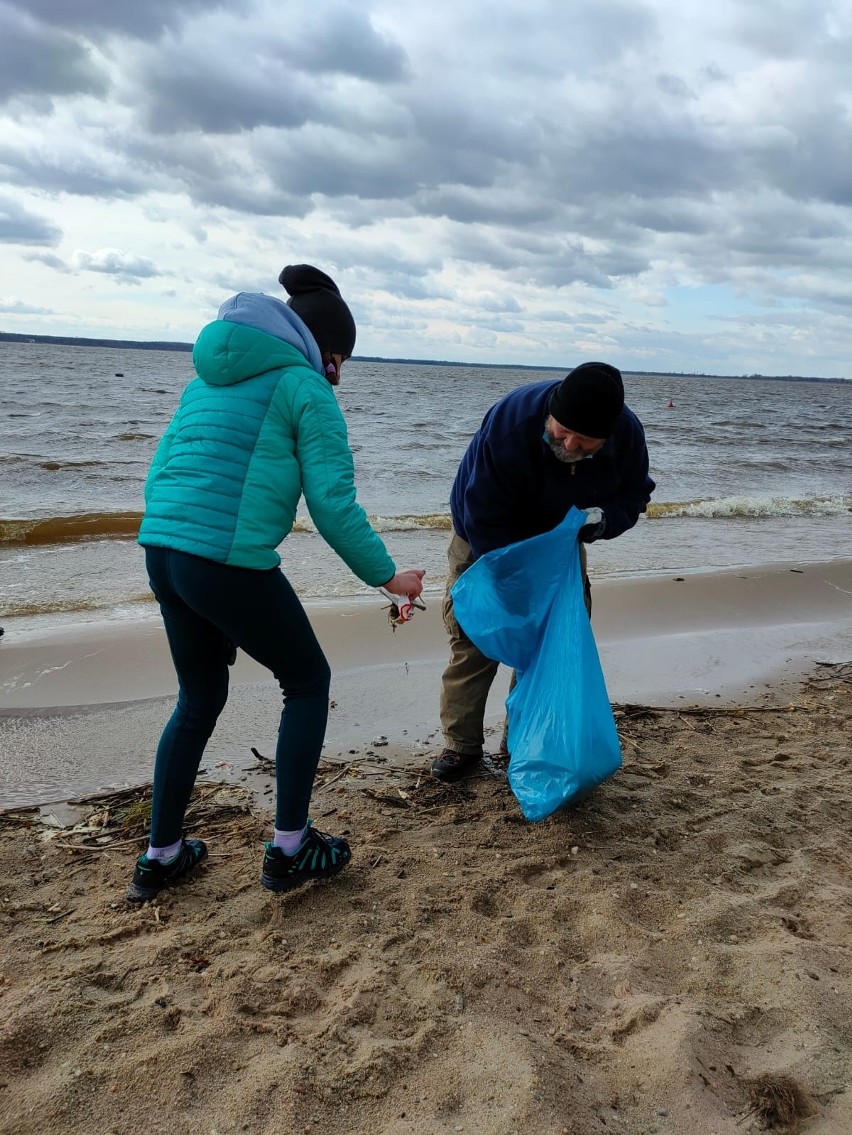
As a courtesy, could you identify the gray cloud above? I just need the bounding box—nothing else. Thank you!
[323,195,415,229]
[279,248,435,302]
[479,293,523,314]
[0,297,53,313]
[207,272,272,295]
[123,135,313,216]
[759,111,852,207]
[23,251,68,270]
[546,124,742,204]
[731,0,827,59]
[414,188,557,228]
[0,195,61,245]
[271,6,409,81]
[434,226,616,287]
[261,134,431,202]
[138,62,319,136]
[0,143,148,198]
[0,5,108,103]
[624,200,712,236]
[132,6,407,136]
[0,0,850,374]
[72,249,162,282]
[5,0,241,41]
[656,73,697,100]
[447,0,657,78]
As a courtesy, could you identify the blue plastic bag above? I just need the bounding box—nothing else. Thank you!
[451,507,621,821]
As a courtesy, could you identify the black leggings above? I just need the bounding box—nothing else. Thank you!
[145,546,331,845]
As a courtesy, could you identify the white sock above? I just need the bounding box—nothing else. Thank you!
[274,826,307,855]
[146,838,182,862]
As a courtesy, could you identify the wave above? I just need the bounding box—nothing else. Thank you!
[646,495,852,519]
[39,459,108,471]
[2,594,154,618]
[292,513,454,534]
[2,496,850,548]
[0,512,143,546]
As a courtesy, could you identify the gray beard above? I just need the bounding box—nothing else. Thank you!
[544,436,584,463]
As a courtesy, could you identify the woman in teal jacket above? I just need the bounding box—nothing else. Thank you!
[128,265,424,902]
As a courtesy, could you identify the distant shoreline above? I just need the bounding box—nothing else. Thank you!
[1,331,848,383]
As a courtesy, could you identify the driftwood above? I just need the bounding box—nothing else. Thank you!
[1,781,252,849]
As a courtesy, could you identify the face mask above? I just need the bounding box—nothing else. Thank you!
[324,360,341,386]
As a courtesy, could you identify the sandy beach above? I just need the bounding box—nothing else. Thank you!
[1,559,851,1134]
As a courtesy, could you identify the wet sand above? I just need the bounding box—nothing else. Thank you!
[2,559,851,808]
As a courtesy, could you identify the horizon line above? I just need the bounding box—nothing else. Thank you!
[0,331,848,383]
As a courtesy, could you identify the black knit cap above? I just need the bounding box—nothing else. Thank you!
[278,263,356,356]
[548,361,625,438]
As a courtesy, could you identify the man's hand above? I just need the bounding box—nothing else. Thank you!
[579,507,606,543]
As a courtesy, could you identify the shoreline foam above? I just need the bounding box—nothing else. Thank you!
[2,493,850,547]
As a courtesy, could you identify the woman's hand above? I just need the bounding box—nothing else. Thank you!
[383,568,425,599]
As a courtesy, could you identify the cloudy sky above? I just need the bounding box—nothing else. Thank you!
[1,0,851,376]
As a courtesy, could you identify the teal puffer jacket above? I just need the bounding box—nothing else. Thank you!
[138,316,395,586]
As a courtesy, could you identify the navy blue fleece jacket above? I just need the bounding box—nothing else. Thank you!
[450,380,655,558]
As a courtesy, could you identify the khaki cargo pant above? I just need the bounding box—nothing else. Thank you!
[438,531,592,755]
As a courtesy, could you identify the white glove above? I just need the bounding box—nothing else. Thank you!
[579,507,606,543]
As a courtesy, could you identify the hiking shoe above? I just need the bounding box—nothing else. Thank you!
[260,823,351,893]
[126,838,208,903]
[430,748,482,782]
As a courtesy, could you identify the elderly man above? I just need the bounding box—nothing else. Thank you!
[432,361,654,782]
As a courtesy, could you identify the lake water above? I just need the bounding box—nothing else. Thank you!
[1,341,850,635]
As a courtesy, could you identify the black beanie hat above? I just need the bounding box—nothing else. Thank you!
[548,361,625,438]
[279,263,356,356]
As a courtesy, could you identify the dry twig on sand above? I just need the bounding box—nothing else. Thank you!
[742,1072,817,1129]
[1,782,253,850]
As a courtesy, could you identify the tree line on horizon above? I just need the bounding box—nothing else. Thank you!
[0,331,846,383]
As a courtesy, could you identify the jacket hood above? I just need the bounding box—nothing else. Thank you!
[193,292,324,386]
